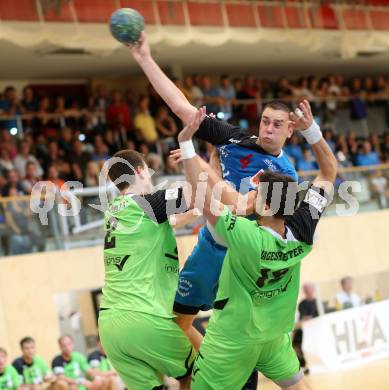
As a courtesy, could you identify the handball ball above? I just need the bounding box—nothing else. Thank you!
[109,8,144,44]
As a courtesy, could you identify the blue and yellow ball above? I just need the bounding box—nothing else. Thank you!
[109,8,144,44]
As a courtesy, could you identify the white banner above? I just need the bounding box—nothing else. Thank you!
[302,300,389,373]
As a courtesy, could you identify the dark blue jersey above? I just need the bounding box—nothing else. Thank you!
[197,117,298,193]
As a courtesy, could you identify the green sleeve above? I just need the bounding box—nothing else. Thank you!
[38,357,50,376]
[77,354,90,373]
[215,206,261,251]
[11,367,21,390]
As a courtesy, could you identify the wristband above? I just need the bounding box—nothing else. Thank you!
[300,121,322,145]
[179,140,196,159]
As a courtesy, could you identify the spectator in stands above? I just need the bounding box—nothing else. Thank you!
[13,140,44,178]
[36,96,58,137]
[155,106,177,154]
[296,148,317,172]
[3,187,34,254]
[1,169,25,197]
[0,347,21,390]
[71,139,91,180]
[369,132,382,156]
[146,83,164,118]
[335,135,353,167]
[370,170,389,209]
[93,84,109,113]
[355,140,380,166]
[243,75,260,123]
[232,77,250,120]
[58,127,73,157]
[46,165,65,190]
[275,77,293,99]
[84,161,100,187]
[323,129,336,153]
[202,76,221,115]
[218,74,236,120]
[0,129,17,159]
[381,132,389,160]
[106,90,132,133]
[139,143,162,174]
[292,283,318,375]
[185,75,203,108]
[350,78,368,136]
[92,135,110,164]
[284,133,304,164]
[0,86,23,131]
[0,147,15,173]
[13,336,54,390]
[336,276,361,309]
[292,77,314,101]
[134,95,159,147]
[52,335,102,390]
[21,87,37,113]
[21,162,42,194]
[88,336,121,390]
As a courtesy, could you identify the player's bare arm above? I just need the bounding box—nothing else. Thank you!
[129,32,196,124]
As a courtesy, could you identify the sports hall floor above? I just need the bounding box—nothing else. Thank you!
[260,359,389,389]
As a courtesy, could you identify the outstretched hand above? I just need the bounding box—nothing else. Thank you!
[289,99,314,131]
[178,106,206,142]
[127,31,151,62]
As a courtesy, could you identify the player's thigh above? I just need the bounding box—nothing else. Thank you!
[191,335,258,390]
[256,334,303,388]
[100,310,194,383]
[175,237,226,311]
[98,310,164,390]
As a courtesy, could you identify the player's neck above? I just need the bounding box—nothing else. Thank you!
[23,356,33,364]
[259,216,286,237]
[256,139,281,156]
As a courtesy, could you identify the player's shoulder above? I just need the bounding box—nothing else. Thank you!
[87,350,101,362]
[12,357,24,371]
[72,351,86,361]
[51,355,65,366]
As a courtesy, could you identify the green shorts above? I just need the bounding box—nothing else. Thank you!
[98,309,195,390]
[191,333,302,390]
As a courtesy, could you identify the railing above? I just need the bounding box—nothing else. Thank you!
[2,0,389,31]
[2,93,389,137]
[1,164,389,257]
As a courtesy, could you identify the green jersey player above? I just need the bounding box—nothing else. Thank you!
[12,337,53,390]
[0,348,21,390]
[98,150,196,390]
[177,101,337,390]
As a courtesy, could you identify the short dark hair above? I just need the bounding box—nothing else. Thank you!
[263,101,291,115]
[20,336,34,348]
[108,150,146,191]
[258,171,298,219]
[58,335,72,344]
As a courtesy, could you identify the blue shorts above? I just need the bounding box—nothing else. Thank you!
[173,226,227,314]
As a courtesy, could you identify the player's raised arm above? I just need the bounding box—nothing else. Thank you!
[291,100,337,191]
[129,33,239,144]
[177,107,253,225]
[129,32,196,124]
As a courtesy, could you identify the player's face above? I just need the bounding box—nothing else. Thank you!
[22,342,35,360]
[0,352,6,371]
[259,108,293,153]
[60,337,73,356]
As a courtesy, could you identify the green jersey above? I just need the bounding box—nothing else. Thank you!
[52,352,90,381]
[0,365,21,390]
[88,351,112,372]
[100,189,187,318]
[13,356,50,385]
[210,187,327,343]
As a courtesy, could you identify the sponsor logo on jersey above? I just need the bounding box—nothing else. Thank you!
[228,138,241,144]
[177,278,193,297]
[261,246,304,261]
[264,158,278,171]
[251,275,293,301]
[165,188,179,200]
[227,215,237,231]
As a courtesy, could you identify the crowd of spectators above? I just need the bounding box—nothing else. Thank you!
[1,74,389,255]
[0,335,122,390]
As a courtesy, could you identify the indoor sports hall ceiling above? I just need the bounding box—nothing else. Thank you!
[2,37,389,80]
